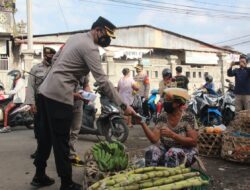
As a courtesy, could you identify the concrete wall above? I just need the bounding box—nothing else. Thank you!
[113,27,220,52]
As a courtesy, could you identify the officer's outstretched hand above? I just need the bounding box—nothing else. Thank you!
[73,92,84,101]
[124,105,137,116]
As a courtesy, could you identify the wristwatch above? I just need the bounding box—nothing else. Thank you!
[120,103,127,111]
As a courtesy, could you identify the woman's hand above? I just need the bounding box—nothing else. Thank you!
[160,127,175,138]
[132,114,144,125]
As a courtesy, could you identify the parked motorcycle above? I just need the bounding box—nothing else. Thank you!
[79,83,129,143]
[0,97,34,129]
[147,89,159,124]
[188,88,222,126]
[220,79,235,125]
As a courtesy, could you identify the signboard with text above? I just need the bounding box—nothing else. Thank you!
[185,51,219,65]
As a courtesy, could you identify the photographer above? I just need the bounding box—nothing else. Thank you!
[227,55,250,111]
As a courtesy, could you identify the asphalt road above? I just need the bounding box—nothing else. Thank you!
[0,126,249,190]
[0,126,96,190]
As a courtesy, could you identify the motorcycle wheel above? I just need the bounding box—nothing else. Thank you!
[26,124,34,129]
[103,118,129,143]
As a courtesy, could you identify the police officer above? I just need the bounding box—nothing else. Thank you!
[134,63,150,117]
[32,17,136,190]
[25,47,56,159]
[68,77,87,167]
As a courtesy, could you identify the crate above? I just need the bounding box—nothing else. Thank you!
[229,110,250,134]
[198,130,223,158]
[83,149,136,189]
[221,132,250,163]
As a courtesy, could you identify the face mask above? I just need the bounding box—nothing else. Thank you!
[97,35,111,47]
[45,56,53,65]
[163,101,175,114]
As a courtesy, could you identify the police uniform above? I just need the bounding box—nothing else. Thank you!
[69,85,83,161]
[33,17,124,188]
[25,47,55,141]
[134,73,150,98]
[134,64,150,116]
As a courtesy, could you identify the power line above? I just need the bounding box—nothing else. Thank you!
[105,0,250,19]
[215,34,250,44]
[229,40,250,47]
[57,0,69,31]
[142,0,250,15]
[186,0,250,10]
[80,0,250,20]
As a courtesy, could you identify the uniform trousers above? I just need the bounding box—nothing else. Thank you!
[69,100,83,159]
[34,94,73,182]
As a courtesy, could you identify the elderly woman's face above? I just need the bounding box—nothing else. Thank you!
[163,99,186,114]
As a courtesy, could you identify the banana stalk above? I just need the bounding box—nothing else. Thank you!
[142,177,209,190]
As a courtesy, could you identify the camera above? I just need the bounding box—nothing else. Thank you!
[234,61,240,65]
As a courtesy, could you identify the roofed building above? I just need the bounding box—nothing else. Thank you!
[6,25,242,93]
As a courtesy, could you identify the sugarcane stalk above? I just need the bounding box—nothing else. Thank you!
[109,172,200,190]
[105,170,195,190]
[88,173,129,190]
[89,174,141,190]
[142,177,209,190]
[129,164,186,175]
[113,168,191,188]
[89,165,188,190]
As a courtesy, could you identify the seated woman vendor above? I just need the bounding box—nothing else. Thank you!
[136,88,198,167]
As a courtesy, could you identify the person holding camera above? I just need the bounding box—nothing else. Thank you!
[227,54,250,112]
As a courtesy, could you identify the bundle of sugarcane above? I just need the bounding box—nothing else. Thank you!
[88,164,209,190]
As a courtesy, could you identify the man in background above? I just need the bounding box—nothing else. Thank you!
[227,54,250,111]
[175,66,189,90]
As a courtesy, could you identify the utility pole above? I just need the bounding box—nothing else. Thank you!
[21,0,34,73]
[217,52,226,94]
[27,0,33,50]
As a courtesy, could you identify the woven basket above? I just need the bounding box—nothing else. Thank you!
[198,129,223,158]
[83,149,136,188]
[221,132,250,163]
[229,110,250,133]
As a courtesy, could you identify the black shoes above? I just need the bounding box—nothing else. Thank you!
[30,174,55,187]
[60,182,83,190]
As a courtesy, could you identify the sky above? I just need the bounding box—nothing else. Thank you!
[15,0,250,54]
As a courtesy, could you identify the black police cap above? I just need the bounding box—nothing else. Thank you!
[43,47,56,55]
[91,16,116,38]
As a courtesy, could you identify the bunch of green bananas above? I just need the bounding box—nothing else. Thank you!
[92,141,128,172]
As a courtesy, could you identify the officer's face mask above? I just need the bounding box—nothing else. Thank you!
[163,101,175,114]
[45,55,53,65]
[97,35,111,47]
[96,28,111,47]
